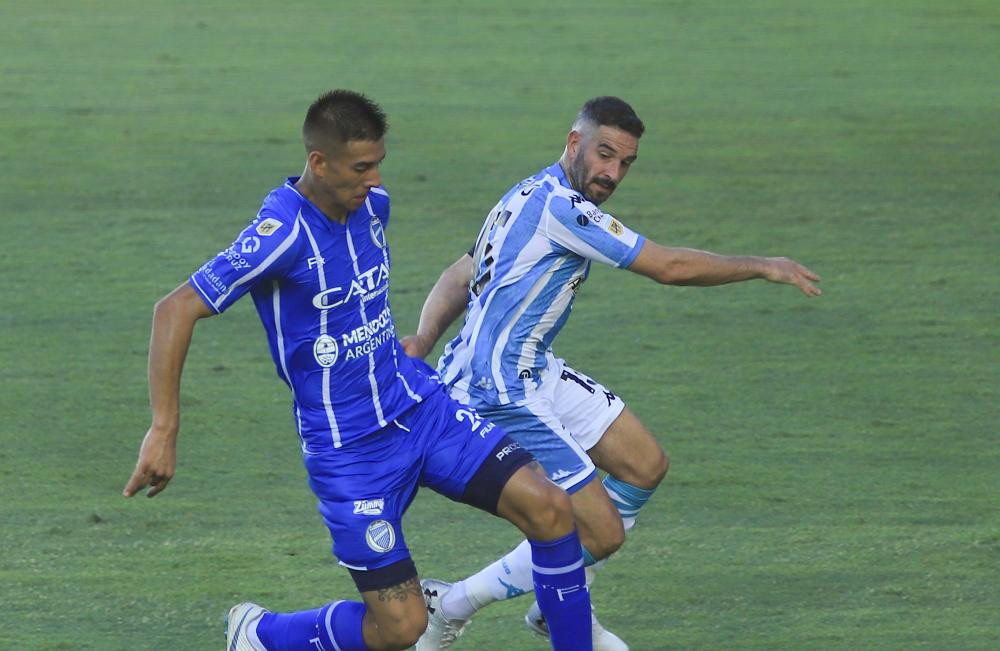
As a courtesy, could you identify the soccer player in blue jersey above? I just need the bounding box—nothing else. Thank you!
[404,96,821,650]
[122,90,593,651]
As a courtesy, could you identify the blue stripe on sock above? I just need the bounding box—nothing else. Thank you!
[317,600,367,651]
[603,475,656,518]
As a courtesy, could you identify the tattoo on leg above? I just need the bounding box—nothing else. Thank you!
[377,577,421,603]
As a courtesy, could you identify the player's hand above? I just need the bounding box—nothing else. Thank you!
[123,426,177,498]
[761,257,822,297]
[400,334,433,359]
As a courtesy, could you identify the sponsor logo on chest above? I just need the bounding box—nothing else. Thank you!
[311,262,390,310]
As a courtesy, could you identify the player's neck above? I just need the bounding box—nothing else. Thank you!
[295,174,348,223]
[557,156,582,194]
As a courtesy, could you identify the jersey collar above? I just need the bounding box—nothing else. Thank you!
[545,162,575,191]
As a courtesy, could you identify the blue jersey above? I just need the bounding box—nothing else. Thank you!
[189,178,437,453]
[438,163,645,406]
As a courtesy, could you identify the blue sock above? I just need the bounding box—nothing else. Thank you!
[256,601,367,651]
[314,601,367,651]
[257,608,321,650]
[603,474,657,530]
[530,531,592,651]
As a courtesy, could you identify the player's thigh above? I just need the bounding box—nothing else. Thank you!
[359,575,428,650]
[415,391,532,514]
[551,360,626,451]
[587,405,669,489]
[415,391,573,539]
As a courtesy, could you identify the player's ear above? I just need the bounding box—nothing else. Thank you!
[306,149,327,176]
[566,130,582,158]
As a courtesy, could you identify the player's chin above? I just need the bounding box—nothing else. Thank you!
[588,185,612,204]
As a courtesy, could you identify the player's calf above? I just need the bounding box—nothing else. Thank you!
[359,576,429,650]
[571,475,626,562]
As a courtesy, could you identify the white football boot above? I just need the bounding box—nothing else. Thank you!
[225,602,269,651]
[524,600,629,651]
[417,579,470,650]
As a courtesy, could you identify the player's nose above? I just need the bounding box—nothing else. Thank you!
[607,161,626,183]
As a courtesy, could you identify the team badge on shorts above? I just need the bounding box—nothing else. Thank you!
[365,519,396,553]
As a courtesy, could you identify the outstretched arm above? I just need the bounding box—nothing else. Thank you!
[123,282,214,498]
[627,240,821,296]
[400,254,474,359]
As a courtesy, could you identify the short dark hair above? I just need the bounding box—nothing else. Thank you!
[303,89,388,152]
[575,96,645,139]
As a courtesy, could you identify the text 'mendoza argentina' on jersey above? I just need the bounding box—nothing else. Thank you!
[438,162,645,407]
[189,178,438,454]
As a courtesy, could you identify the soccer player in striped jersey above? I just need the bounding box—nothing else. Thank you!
[405,96,821,650]
[123,90,592,651]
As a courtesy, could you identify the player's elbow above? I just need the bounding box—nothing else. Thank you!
[651,260,698,286]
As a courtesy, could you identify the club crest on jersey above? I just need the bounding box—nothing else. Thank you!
[369,217,386,249]
[607,218,625,236]
[255,217,283,236]
[313,334,339,367]
[365,520,396,553]
[353,498,385,516]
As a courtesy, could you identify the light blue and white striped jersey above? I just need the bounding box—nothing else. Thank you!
[189,178,438,454]
[438,163,645,406]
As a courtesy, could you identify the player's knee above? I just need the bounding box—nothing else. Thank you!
[499,464,576,539]
[582,520,625,561]
[649,449,669,485]
[629,447,668,489]
[525,479,575,539]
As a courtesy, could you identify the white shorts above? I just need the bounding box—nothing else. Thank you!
[549,358,626,451]
[474,358,625,492]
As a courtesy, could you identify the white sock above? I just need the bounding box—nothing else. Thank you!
[441,539,534,620]
[585,561,603,587]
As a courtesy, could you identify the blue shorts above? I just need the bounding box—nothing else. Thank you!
[303,385,530,572]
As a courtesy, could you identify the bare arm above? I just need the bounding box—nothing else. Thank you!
[123,282,215,497]
[627,240,822,296]
[400,254,474,359]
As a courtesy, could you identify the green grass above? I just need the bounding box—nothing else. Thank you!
[2,1,998,649]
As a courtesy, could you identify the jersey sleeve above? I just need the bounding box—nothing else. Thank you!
[188,210,302,313]
[544,193,645,268]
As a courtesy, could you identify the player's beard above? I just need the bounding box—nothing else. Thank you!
[570,149,616,205]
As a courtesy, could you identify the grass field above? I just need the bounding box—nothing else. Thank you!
[2,1,998,649]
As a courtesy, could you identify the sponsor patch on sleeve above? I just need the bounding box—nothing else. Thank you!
[256,217,283,236]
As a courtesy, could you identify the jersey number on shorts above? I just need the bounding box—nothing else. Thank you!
[455,407,494,438]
